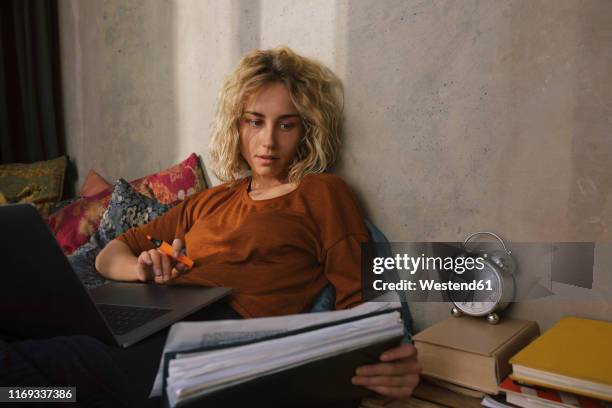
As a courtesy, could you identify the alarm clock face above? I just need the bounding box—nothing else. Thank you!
[448,259,503,316]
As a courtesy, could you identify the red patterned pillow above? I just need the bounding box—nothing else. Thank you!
[131,153,207,205]
[47,188,112,254]
[47,154,207,254]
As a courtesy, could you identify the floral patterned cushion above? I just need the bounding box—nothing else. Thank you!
[46,189,113,254]
[130,153,206,205]
[69,178,171,289]
[0,156,67,216]
[47,153,206,254]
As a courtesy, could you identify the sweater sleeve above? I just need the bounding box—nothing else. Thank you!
[310,174,370,310]
[324,233,369,310]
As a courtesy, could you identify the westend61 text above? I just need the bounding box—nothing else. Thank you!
[373,279,494,291]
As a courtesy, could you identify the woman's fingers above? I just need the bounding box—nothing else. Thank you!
[161,251,172,281]
[138,240,188,284]
[356,345,419,376]
[147,249,163,277]
[352,344,421,400]
[171,264,187,277]
[147,249,173,284]
[170,238,190,279]
[136,251,154,281]
[138,251,153,267]
[172,238,183,258]
[355,359,421,377]
[170,264,186,280]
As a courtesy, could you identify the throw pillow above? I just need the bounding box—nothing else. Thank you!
[131,153,207,205]
[46,189,113,254]
[78,169,112,197]
[0,156,67,216]
[47,153,206,254]
[69,178,171,289]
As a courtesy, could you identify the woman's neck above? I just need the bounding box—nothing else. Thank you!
[248,174,298,200]
[250,174,289,191]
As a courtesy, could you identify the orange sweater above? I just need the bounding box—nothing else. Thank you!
[116,173,368,318]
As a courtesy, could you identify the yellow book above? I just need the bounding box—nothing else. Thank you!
[510,316,612,402]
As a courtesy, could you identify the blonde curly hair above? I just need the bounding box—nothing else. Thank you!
[209,46,344,183]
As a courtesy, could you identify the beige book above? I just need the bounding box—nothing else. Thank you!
[413,316,539,394]
[361,396,443,408]
[423,377,485,399]
[360,378,483,408]
[412,379,483,408]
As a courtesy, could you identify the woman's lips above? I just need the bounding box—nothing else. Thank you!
[255,155,279,165]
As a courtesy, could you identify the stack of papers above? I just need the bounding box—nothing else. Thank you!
[151,302,405,407]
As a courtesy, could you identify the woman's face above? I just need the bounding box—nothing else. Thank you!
[239,82,303,184]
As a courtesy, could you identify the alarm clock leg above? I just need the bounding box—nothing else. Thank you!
[487,313,500,324]
[450,306,463,317]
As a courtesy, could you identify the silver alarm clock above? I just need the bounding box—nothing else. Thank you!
[448,232,516,324]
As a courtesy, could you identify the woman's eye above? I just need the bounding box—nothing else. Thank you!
[247,119,263,128]
[279,122,296,130]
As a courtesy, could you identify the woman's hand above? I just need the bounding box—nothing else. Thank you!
[135,238,190,284]
[352,343,421,399]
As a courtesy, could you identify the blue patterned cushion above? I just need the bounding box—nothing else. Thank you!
[68,178,171,289]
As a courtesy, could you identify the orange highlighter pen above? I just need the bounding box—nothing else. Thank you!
[146,235,194,268]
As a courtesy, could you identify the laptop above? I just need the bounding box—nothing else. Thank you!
[0,203,231,348]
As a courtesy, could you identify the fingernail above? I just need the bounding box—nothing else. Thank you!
[351,377,357,384]
[155,268,161,276]
[380,353,389,361]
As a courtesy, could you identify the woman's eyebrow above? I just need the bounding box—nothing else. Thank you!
[244,111,300,119]
[278,113,301,119]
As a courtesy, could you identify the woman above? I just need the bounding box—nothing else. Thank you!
[96,46,420,400]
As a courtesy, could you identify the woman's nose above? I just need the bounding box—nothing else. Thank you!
[260,124,277,148]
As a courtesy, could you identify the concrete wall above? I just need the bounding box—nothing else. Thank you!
[58,0,612,331]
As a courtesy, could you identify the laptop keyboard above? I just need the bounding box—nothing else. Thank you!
[97,304,172,335]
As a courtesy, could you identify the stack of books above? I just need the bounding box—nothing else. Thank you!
[501,317,612,408]
[364,316,611,408]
